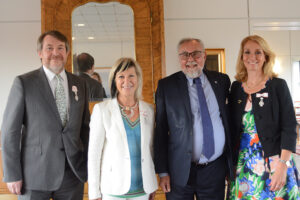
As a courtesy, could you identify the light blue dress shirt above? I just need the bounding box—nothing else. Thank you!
[159,72,227,177]
[186,73,225,164]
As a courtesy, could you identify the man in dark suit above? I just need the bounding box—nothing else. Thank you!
[77,53,105,101]
[154,38,233,200]
[1,30,90,200]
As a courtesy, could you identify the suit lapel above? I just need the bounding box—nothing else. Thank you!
[176,72,192,121]
[139,101,148,150]
[66,72,85,128]
[36,67,62,125]
[111,99,130,154]
[204,70,223,107]
[66,72,75,127]
[235,83,247,125]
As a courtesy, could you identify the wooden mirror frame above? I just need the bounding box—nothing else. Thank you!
[41,0,165,103]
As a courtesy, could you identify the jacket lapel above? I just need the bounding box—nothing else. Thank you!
[111,99,130,155]
[36,67,62,125]
[235,83,247,126]
[66,72,85,129]
[138,101,149,151]
[176,72,192,121]
[204,70,222,107]
[66,72,75,127]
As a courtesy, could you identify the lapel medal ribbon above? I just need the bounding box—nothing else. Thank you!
[256,92,268,107]
[72,86,79,101]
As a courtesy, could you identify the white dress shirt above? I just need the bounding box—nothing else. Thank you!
[43,66,70,117]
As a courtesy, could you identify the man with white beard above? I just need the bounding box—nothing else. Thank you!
[154,38,234,200]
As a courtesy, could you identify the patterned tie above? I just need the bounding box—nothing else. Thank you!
[55,75,67,126]
[194,77,215,159]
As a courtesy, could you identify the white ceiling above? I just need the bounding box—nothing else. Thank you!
[72,2,134,43]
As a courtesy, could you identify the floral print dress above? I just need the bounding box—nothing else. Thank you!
[229,100,300,200]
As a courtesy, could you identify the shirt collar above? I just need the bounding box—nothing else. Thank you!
[185,72,205,86]
[43,66,67,82]
[83,72,91,77]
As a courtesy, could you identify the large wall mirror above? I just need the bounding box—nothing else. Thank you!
[41,0,165,103]
[72,2,135,97]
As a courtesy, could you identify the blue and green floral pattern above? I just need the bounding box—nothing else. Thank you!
[229,109,300,200]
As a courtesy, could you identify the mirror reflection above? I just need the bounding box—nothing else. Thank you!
[72,2,135,97]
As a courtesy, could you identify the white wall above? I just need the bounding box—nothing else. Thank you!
[164,0,300,102]
[73,40,135,67]
[164,0,248,78]
[0,0,41,125]
[164,19,248,79]
[1,0,300,125]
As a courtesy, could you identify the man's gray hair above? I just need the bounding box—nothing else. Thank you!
[177,38,205,52]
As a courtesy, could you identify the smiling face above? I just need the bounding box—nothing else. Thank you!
[242,40,266,73]
[115,67,138,98]
[178,40,206,78]
[38,35,69,74]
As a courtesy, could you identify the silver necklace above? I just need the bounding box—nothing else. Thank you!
[119,101,138,118]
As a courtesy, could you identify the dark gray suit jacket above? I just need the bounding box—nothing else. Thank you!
[1,67,90,191]
[78,73,104,101]
[154,70,234,186]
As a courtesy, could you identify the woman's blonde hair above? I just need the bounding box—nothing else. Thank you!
[235,35,277,82]
[108,57,143,99]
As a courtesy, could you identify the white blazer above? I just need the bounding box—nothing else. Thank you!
[88,98,158,199]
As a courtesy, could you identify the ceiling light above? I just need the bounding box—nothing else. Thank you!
[88,37,94,40]
[77,24,85,27]
[72,37,75,40]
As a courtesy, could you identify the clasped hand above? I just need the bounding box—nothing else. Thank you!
[269,162,287,191]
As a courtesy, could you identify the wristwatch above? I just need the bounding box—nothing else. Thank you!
[279,159,291,167]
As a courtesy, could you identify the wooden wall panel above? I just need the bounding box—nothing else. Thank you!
[0,152,10,194]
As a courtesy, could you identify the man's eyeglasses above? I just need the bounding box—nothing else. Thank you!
[179,51,204,60]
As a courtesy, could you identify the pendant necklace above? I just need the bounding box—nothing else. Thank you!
[119,101,138,118]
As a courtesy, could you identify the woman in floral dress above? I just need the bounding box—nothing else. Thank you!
[229,35,300,199]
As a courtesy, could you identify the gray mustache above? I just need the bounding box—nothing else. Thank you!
[186,61,197,66]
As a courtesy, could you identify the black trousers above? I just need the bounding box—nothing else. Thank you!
[166,155,226,200]
[18,163,84,200]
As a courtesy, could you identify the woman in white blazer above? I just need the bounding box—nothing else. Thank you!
[88,57,158,200]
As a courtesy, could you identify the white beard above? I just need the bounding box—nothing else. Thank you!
[183,61,202,78]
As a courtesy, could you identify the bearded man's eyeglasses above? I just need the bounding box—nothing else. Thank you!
[179,51,204,60]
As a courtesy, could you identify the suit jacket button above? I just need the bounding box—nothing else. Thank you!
[60,148,65,151]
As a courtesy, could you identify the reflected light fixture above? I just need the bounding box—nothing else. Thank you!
[77,24,85,27]
[88,37,94,40]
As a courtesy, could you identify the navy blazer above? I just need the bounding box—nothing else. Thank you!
[154,70,234,186]
[229,78,297,164]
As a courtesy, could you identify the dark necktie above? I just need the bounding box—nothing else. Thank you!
[194,77,215,159]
